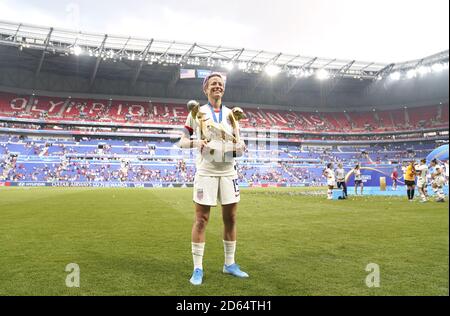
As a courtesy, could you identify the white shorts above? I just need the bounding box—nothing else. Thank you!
[327,179,335,187]
[432,176,445,187]
[193,174,240,206]
[417,180,427,189]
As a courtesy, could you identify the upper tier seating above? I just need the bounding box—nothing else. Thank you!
[0,93,447,133]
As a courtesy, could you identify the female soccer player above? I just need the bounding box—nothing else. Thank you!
[323,162,335,200]
[353,164,363,195]
[415,159,429,203]
[430,159,446,202]
[178,73,248,285]
[335,163,347,199]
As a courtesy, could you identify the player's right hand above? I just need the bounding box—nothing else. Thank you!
[194,139,209,152]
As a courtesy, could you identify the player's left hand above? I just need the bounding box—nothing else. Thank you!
[233,141,246,157]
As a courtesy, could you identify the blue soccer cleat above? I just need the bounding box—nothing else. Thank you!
[223,263,249,278]
[189,268,203,285]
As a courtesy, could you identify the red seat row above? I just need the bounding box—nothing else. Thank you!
[0,92,447,132]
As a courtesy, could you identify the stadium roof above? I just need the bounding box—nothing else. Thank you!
[0,20,448,110]
[1,20,447,81]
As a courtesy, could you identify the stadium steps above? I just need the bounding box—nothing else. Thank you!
[437,104,443,122]
[373,111,381,127]
[343,112,354,127]
[404,108,410,126]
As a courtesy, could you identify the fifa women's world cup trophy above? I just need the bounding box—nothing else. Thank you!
[206,107,246,159]
[186,100,246,159]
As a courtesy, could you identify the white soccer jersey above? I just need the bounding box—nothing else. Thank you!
[335,168,345,182]
[433,164,444,177]
[415,164,428,183]
[432,164,445,187]
[324,168,335,182]
[185,104,238,177]
[354,169,362,181]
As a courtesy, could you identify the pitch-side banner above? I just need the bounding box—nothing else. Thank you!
[1,181,307,188]
[0,181,195,188]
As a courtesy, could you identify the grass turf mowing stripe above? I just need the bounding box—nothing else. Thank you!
[0,187,448,296]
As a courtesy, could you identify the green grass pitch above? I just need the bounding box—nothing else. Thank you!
[0,187,448,296]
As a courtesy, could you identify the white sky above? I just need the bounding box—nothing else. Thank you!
[0,0,448,63]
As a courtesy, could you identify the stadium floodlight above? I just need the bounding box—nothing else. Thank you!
[389,72,401,81]
[238,62,247,71]
[417,66,431,75]
[223,61,234,71]
[431,63,445,73]
[295,68,313,78]
[289,68,300,77]
[108,50,115,59]
[406,69,417,79]
[72,45,82,56]
[251,64,263,73]
[316,69,330,80]
[265,64,281,77]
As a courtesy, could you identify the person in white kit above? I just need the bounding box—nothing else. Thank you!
[414,159,429,203]
[444,160,449,185]
[335,163,347,199]
[430,159,446,202]
[178,72,248,285]
[353,164,364,195]
[323,162,335,199]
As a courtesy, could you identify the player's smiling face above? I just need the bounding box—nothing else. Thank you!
[205,76,225,100]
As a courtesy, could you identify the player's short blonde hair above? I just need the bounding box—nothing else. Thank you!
[202,72,225,93]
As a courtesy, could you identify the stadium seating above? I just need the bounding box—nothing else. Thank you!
[0,92,447,133]
[1,134,446,186]
[1,91,447,187]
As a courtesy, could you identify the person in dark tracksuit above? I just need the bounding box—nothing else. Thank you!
[335,163,347,199]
